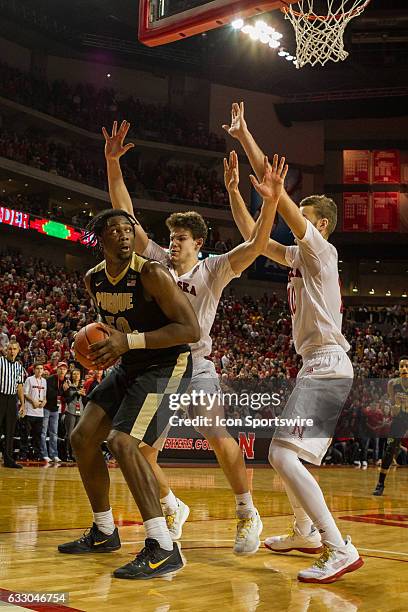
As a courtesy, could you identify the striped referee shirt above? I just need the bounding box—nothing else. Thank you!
[0,356,25,395]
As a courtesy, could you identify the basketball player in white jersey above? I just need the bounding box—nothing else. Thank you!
[222,103,363,583]
[102,120,288,555]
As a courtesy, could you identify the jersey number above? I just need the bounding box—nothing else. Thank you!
[104,316,132,333]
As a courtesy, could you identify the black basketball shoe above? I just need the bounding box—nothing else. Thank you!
[58,523,121,554]
[373,483,385,496]
[113,538,184,580]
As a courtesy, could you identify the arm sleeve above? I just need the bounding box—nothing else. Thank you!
[142,239,171,266]
[206,253,241,296]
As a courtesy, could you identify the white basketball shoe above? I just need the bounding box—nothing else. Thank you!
[234,509,263,555]
[164,499,190,541]
[297,536,364,583]
[264,522,324,554]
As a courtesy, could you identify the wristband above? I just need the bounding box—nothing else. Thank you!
[127,332,146,350]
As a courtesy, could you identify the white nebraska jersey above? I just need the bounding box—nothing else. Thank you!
[284,220,350,358]
[143,240,240,361]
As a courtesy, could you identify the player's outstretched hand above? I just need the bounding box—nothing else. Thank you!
[88,324,129,368]
[102,120,135,161]
[223,150,239,192]
[222,102,247,140]
[250,154,288,202]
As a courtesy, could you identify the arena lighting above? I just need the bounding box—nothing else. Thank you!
[386,290,391,296]
[231,17,294,63]
[352,286,358,293]
[231,18,244,29]
[402,292,407,298]
[369,288,375,295]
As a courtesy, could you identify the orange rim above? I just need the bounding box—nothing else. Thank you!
[280,0,370,22]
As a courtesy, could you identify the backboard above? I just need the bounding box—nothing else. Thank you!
[138,0,295,46]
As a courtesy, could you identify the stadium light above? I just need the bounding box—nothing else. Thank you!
[231,18,244,29]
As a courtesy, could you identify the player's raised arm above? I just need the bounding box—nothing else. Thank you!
[226,155,288,275]
[224,151,288,267]
[224,150,254,241]
[223,102,265,183]
[223,102,306,240]
[102,120,149,253]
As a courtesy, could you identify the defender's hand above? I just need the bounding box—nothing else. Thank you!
[223,150,239,192]
[250,154,288,202]
[102,120,135,161]
[88,326,129,367]
[222,102,247,140]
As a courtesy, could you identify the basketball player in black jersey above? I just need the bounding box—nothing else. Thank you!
[58,209,200,580]
[373,356,408,496]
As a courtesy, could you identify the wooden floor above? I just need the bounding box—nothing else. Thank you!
[0,463,407,612]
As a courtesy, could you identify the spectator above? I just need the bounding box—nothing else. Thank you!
[63,368,85,461]
[21,363,47,460]
[41,361,68,462]
[0,342,25,468]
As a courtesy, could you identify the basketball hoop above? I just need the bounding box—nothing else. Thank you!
[281,0,371,68]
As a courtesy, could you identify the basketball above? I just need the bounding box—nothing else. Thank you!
[74,323,110,369]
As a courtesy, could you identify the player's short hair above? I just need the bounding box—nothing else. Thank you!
[166,211,208,244]
[83,209,138,252]
[400,355,408,362]
[300,195,337,236]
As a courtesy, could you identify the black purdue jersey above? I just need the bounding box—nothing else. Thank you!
[88,252,189,368]
[390,377,408,414]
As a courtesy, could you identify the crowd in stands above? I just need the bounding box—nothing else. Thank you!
[0,249,407,464]
[0,61,226,151]
[0,128,107,188]
[0,128,229,209]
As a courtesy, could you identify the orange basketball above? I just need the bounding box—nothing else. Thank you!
[74,323,110,370]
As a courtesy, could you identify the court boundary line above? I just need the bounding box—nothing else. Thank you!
[2,508,408,535]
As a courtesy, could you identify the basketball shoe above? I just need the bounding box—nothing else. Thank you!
[164,499,190,540]
[113,538,184,580]
[234,509,263,555]
[264,522,323,554]
[297,536,363,583]
[373,483,385,496]
[58,523,121,554]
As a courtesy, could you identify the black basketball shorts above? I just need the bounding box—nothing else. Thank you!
[87,351,192,446]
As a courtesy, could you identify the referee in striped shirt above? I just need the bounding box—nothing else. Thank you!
[0,342,26,468]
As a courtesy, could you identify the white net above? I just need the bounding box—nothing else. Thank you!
[283,0,370,68]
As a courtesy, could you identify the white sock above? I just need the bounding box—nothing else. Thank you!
[160,489,178,514]
[284,484,314,536]
[235,492,256,518]
[93,508,115,536]
[144,517,173,551]
[269,443,345,549]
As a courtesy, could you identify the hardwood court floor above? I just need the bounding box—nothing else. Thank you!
[0,464,407,612]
